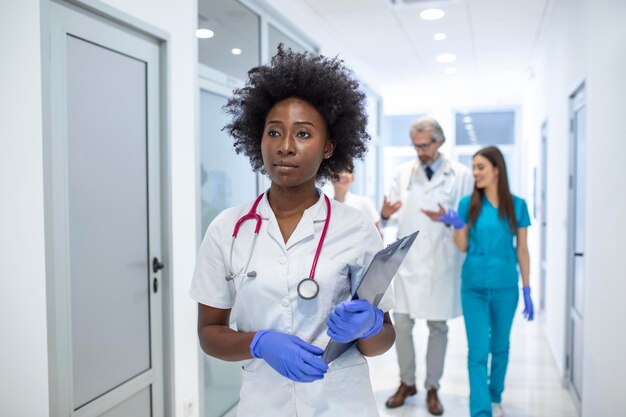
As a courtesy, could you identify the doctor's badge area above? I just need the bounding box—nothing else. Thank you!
[226,192,332,301]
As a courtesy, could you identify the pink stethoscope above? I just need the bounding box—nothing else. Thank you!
[225,192,331,300]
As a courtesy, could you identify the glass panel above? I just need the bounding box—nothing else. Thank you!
[573,106,586,314]
[574,257,584,314]
[100,387,151,417]
[200,89,257,231]
[458,154,473,170]
[382,148,415,193]
[455,111,515,145]
[571,317,583,399]
[268,24,308,54]
[202,358,242,417]
[67,35,151,409]
[574,107,586,252]
[198,0,260,82]
[200,89,256,416]
[350,94,380,198]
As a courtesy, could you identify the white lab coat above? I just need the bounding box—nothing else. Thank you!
[190,191,394,417]
[387,157,473,320]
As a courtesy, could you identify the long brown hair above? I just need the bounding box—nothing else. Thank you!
[468,146,517,232]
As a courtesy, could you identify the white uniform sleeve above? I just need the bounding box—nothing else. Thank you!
[351,219,396,312]
[189,211,236,309]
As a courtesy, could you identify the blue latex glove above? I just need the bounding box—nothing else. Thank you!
[326,299,384,343]
[250,330,328,382]
[522,286,534,321]
[438,208,466,230]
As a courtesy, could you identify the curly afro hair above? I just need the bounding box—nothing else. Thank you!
[223,45,370,182]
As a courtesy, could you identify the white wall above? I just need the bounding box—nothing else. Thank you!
[583,0,626,414]
[521,0,587,376]
[519,77,543,312]
[0,0,201,416]
[523,0,626,414]
[0,1,50,416]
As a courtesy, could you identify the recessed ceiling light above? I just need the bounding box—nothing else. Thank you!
[436,53,456,64]
[463,116,472,124]
[196,29,214,39]
[231,48,242,55]
[445,67,457,75]
[434,33,447,41]
[420,8,445,21]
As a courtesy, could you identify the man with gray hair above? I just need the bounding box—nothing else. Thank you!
[381,117,473,414]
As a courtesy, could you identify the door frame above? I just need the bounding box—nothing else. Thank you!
[539,120,548,312]
[196,71,258,417]
[565,81,586,411]
[42,1,172,416]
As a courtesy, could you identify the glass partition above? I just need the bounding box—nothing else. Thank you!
[454,110,518,192]
[268,24,308,54]
[352,93,381,203]
[455,111,515,145]
[381,113,426,194]
[198,0,260,82]
[199,89,257,416]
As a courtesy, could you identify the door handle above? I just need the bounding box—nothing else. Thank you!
[574,252,584,257]
[153,257,165,273]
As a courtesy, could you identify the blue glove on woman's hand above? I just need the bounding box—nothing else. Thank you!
[326,299,384,343]
[522,286,534,321]
[438,208,466,230]
[250,330,328,383]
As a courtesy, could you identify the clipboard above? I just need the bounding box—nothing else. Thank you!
[322,230,419,364]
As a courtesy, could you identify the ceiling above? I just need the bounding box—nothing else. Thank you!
[267,0,553,112]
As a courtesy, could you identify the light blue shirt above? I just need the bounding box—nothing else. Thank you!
[458,194,531,288]
[424,154,444,175]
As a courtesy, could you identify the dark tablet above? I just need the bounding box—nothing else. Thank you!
[322,230,420,364]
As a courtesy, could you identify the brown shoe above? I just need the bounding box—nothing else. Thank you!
[385,382,417,408]
[426,388,444,415]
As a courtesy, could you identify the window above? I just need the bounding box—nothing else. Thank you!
[198,0,260,82]
[454,110,518,192]
[380,113,425,194]
[268,24,308,54]
[455,111,515,145]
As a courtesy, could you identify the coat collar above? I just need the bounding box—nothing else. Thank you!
[412,156,453,188]
[256,189,329,250]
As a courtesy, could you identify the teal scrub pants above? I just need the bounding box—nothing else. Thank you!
[461,286,519,417]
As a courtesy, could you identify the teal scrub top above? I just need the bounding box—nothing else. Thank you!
[458,194,531,289]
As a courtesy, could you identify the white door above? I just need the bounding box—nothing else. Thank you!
[567,84,586,405]
[47,3,163,416]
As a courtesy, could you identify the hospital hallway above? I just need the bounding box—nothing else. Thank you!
[4,0,626,416]
[369,315,578,417]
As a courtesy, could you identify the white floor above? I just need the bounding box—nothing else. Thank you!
[368,314,579,417]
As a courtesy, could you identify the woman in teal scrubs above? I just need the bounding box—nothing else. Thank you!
[437,146,534,417]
